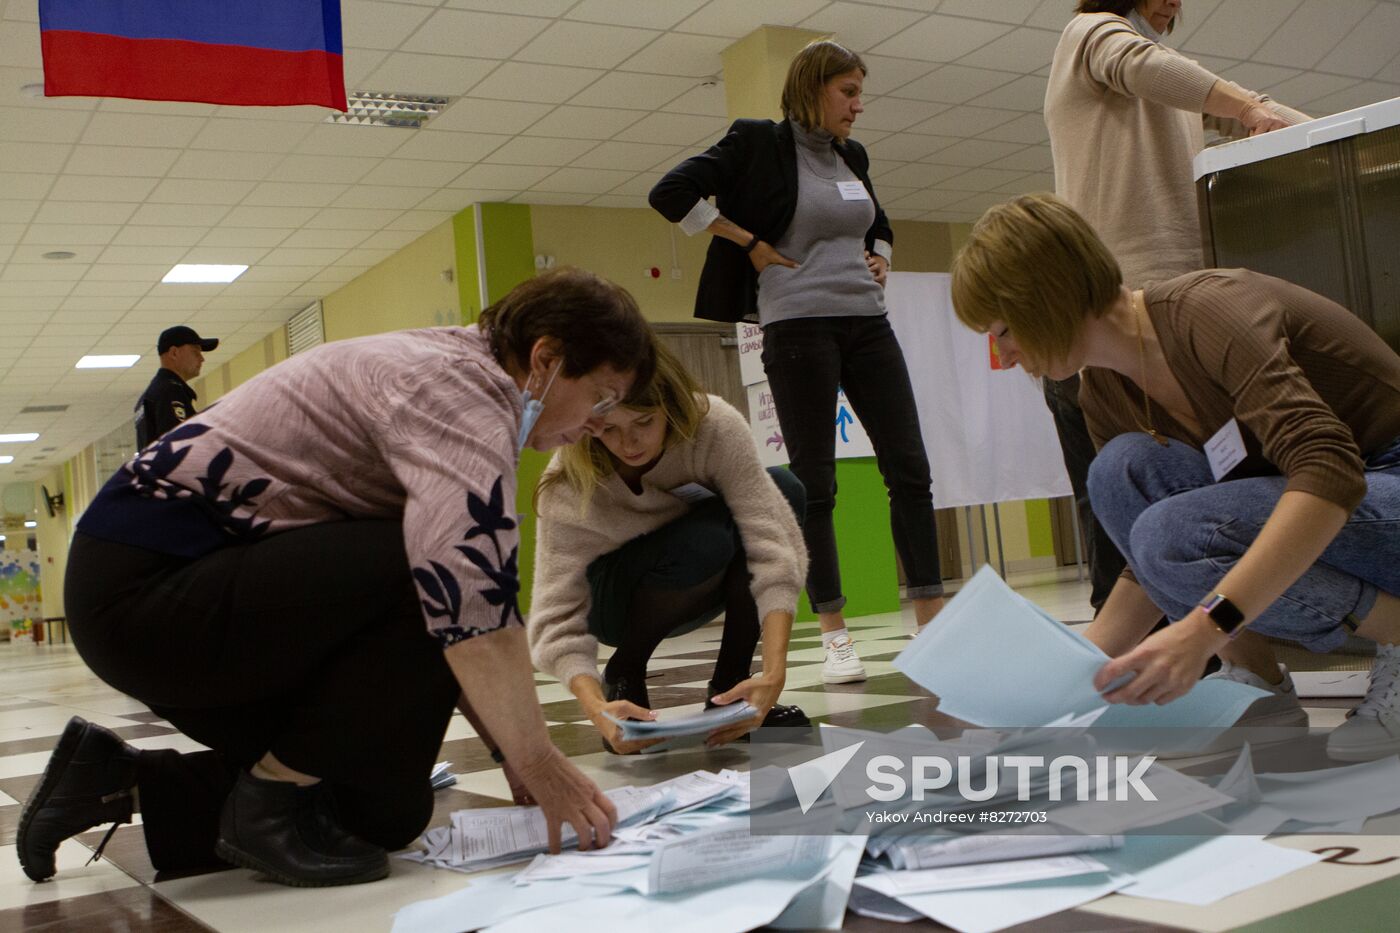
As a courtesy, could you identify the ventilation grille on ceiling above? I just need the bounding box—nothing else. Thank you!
[287,301,325,356]
[325,92,449,128]
[20,405,68,414]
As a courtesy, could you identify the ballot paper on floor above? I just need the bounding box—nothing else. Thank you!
[861,869,1134,933]
[859,853,1110,897]
[1103,832,1322,906]
[649,821,830,894]
[881,832,1123,870]
[894,566,1266,729]
[430,761,456,791]
[605,701,757,741]
[769,834,868,931]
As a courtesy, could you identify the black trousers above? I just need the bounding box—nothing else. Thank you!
[1042,374,1126,611]
[586,468,806,688]
[64,523,460,870]
[761,314,943,612]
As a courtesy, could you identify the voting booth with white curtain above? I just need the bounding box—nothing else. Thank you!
[739,272,1070,509]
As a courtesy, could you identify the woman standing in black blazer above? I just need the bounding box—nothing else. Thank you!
[650,40,943,685]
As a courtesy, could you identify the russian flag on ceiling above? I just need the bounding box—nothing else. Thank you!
[38,0,347,111]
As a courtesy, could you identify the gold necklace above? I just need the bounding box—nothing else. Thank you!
[1133,293,1169,446]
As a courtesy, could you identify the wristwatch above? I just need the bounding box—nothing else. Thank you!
[743,233,761,253]
[1197,593,1246,638]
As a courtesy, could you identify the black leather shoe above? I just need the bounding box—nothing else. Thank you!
[18,716,138,882]
[600,672,650,754]
[705,679,811,737]
[215,771,388,887]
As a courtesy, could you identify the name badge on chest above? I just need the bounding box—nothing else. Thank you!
[836,180,870,201]
[1204,418,1247,481]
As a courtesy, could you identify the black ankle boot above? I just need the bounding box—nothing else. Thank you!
[705,679,812,734]
[215,771,388,887]
[600,672,650,753]
[19,717,139,882]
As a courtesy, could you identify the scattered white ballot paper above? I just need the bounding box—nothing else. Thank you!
[859,854,1110,897]
[1291,670,1369,697]
[883,833,1123,870]
[606,701,758,741]
[1106,833,1322,906]
[515,851,651,885]
[429,761,456,791]
[894,566,1266,730]
[1047,759,1236,835]
[873,870,1133,933]
[769,834,868,931]
[648,822,829,894]
[848,884,925,924]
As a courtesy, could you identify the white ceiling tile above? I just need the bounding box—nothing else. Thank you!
[614,112,728,145]
[265,154,379,185]
[260,247,347,267]
[0,140,73,174]
[675,0,829,38]
[387,210,457,231]
[661,82,728,117]
[429,98,556,134]
[865,133,956,162]
[22,224,121,246]
[855,97,949,132]
[869,162,969,188]
[46,175,158,203]
[616,32,729,77]
[469,62,606,104]
[1180,0,1305,60]
[414,189,502,211]
[955,27,1060,73]
[0,223,24,245]
[332,185,439,209]
[943,190,1013,214]
[995,171,1055,194]
[191,119,315,154]
[235,266,323,284]
[870,14,1012,62]
[907,104,1021,137]
[446,0,575,14]
[112,226,207,247]
[220,206,321,228]
[1025,0,1075,31]
[587,194,649,208]
[363,53,499,97]
[243,182,350,208]
[35,201,137,225]
[512,191,593,205]
[1316,4,1400,79]
[521,106,646,140]
[402,9,550,58]
[358,159,469,187]
[940,167,1030,192]
[80,113,207,149]
[482,136,599,166]
[1161,0,1225,47]
[890,65,1020,105]
[938,0,1041,25]
[97,245,190,266]
[979,111,1050,144]
[517,21,660,69]
[208,104,326,124]
[1251,0,1373,71]
[128,202,230,227]
[390,130,510,162]
[341,0,435,50]
[530,167,636,194]
[167,150,283,181]
[306,207,405,230]
[0,19,41,67]
[356,229,425,251]
[199,228,295,248]
[969,74,1048,111]
[0,200,39,224]
[1217,62,1302,96]
[278,229,372,249]
[40,322,114,338]
[343,47,388,88]
[296,124,414,158]
[987,144,1055,172]
[1305,80,1400,116]
[799,2,925,51]
[568,0,708,30]
[177,247,270,266]
[0,106,91,144]
[1265,71,1361,107]
[3,255,90,275]
[83,264,171,282]
[338,248,397,266]
[52,306,129,321]
[147,179,257,205]
[924,137,1028,167]
[572,141,684,171]
[69,281,150,297]
[569,71,699,111]
[0,171,54,199]
[861,56,940,97]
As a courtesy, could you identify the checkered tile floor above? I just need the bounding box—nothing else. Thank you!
[3,574,1398,932]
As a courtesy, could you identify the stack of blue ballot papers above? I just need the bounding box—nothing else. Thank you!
[604,700,757,742]
[893,566,1267,730]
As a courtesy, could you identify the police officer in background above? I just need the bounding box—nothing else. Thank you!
[134,325,218,448]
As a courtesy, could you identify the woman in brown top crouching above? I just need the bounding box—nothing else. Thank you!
[951,192,1400,763]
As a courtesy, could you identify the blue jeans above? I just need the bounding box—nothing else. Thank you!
[1088,434,1400,652]
[760,314,943,612]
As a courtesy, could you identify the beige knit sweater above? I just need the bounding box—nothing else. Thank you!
[527,395,807,688]
[1045,13,1307,287]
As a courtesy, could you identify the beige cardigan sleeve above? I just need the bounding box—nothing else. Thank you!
[697,399,807,620]
[527,472,606,687]
[1078,15,1220,112]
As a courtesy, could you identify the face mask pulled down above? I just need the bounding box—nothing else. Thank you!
[516,363,561,453]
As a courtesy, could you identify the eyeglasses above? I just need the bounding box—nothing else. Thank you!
[591,390,621,417]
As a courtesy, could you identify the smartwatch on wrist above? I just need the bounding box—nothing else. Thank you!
[743,233,761,253]
[1198,593,1246,638]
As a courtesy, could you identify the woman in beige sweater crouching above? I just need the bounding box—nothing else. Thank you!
[529,344,810,754]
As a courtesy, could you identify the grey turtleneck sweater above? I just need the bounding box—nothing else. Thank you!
[756,123,886,326]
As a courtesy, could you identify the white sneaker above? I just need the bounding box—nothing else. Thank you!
[822,635,867,684]
[1205,662,1309,728]
[1327,644,1400,762]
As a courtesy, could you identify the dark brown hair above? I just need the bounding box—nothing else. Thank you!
[1075,1,1176,33]
[478,267,655,398]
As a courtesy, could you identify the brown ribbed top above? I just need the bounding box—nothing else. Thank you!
[1082,269,1400,512]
